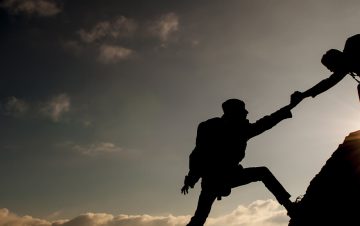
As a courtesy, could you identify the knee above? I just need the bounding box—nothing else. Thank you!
[258,166,272,178]
[258,166,270,174]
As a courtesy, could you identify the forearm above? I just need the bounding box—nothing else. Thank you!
[303,78,334,98]
[186,147,202,187]
[263,106,292,128]
[302,72,347,98]
[249,106,292,138]
[184,172,200,188]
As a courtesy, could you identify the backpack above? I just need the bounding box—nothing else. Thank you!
[343,34,360,73]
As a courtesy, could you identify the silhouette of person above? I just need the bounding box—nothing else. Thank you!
[292,34,360,102]
[182,97,299,226]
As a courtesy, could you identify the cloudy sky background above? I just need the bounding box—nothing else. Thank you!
[1,0,360,225]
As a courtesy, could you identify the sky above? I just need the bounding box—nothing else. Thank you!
[1,0,360,225]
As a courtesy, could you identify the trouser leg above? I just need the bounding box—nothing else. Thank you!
[186,190,216,226]
[231,166,291,205]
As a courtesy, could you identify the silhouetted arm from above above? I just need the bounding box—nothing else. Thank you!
[292,48,349,103]
[300,72,348,99]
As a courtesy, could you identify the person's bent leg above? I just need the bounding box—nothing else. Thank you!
[186,190,216,226]
[257,167,291,204]
[231,166,292,207]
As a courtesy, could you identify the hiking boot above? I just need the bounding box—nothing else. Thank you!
[286,203,296,218]
[282,199,298,218]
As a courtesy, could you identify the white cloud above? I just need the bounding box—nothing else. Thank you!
[206,200,288,226]
[98,44,133,63]
[2,96,29,116]
[46,211,63,221]
[149,12,179,42]
[0,208,50,226]
[40,93,70,122]
[78,16,137,43]
[0,200,288,226]
[60,213,190,226]
[0,0,62,17]
[72,142,122,156]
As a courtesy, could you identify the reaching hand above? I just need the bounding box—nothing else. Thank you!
[290,91,303,108]
[181,184,189,195]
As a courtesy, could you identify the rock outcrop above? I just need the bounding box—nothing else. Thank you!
[289,130,360,226]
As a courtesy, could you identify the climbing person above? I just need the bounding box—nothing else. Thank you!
[182,96,300,226]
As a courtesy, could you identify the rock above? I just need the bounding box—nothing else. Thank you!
[289,130,360,226]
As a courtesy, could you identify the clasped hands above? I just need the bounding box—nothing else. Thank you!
[290,91,304,108]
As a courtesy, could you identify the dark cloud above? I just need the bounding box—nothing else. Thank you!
[148,12,179,42]
[1,94,70,123]
[0,0,62,17]
[62,12,181,63]
[72,142,122,156]
[40,93,70,122]
[2,96,29,116]
[98,44,133,63]
[78,16,137,43]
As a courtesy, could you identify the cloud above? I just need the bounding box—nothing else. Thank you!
[0,0,62,17]
[40,93,70,122]
[56,213,189,226]
[0,208,50,226]
[68,16,136,63]
[98,44,133,63]
[2,96,29,116]
[149,12,179,42]
[77,13,180,45]
[0,200,288,226]
[65,12,182,62]
[78,16,137,43]
[206,200,288,226]
[1,94,71,123]
[72,142,122,156]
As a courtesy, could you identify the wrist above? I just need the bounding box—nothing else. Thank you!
[184,175,197,188]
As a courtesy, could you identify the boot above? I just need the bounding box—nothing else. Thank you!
[282,199,297,218]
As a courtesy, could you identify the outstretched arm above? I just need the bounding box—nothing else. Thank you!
[247,92,304,139]
[294,72,347,101]
[251,73,347,140]
[248,104,293,139]
[293,49,348,102]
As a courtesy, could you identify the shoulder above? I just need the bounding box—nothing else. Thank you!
[202,117,222,125]
[199,117,222,129]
